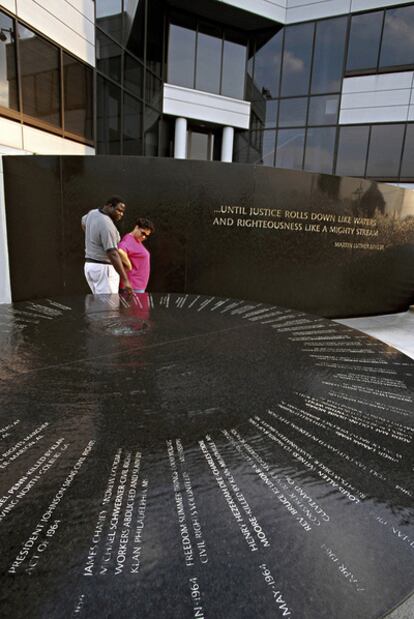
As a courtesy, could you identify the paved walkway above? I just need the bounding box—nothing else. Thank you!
[335,310,414,618]
[335,310,414,360]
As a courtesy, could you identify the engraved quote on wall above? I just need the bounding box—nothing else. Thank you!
[212,205,384,251]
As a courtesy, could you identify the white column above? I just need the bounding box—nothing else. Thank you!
[221,126,234,163]
[174,117,187,159]
[0,157,12,304]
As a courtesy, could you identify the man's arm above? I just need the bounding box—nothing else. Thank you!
[81,213,88,231]
[106,248,132,293]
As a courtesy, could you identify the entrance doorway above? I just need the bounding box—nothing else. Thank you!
[187,127,214,160]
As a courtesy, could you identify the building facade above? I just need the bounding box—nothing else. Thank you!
[0,1,413,179]
[0,0,95,156]
[93,0,414,188]
[0,0,414,304]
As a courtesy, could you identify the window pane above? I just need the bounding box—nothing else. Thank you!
[146,0,163,76]
[0,11,18,110]
[96,0,123,43]
[308,95,339,126]
[278,98,307,127]
[251,130,276,165]
[401,125,414,178]
[144,110,160,156]
[97,76,121,154]
[145,70,162,109]
[380,6,414,68]
[168,24,195,88]
[18,25,60,127]
[335,126,369,177]
[262,129,276,165]
[281,23,314,97]
[304,127,336,174]
[347,12,383,71]
[63,54,93,140]
[123,94,142,155]
[125,0,145,60]
[253,30,282,99]
[124,53,143,98]
[245,146,261,164]
[221,34,247,99]
[158,117,173,158]
[366,124,404,177]
[311,17,346,93]
[249,108,262,133]
[250,120,261,150]
[264,100,278,128]
[275,128,305,170]
[246,45,254,100]
[234,132,250,163]
[195,24,222,94]
[96,29,121,84]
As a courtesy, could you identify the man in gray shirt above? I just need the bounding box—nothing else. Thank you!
[81,196,132,294]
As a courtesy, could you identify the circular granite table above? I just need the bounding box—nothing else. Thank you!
[0,293,413,618]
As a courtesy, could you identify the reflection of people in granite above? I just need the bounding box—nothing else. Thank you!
[84,292,151,337]
[317,174,341,199]
[118,218,155,293]
[357,182,386,218]
[81,196,132,294]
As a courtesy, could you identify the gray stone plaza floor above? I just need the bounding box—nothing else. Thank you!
[336,309,414,619]
[385,594,414,619]
[336,310,414,361]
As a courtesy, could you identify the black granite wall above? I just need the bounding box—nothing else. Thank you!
[3,156,414,316]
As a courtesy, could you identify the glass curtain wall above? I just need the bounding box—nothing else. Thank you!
[0,7,93,143]
[63,53,93,140]
[167,19,195,89]
[94,1,414,180]
[244,16,346,173]
[0,10,18,112]
[18,24,61,128]
[93,1,414,179]
[238,8,414,182]
[167,13,247,100]
[346,5,414,73]
[95,0,164,155]
[247,29,282,165]
[336,123,413,180]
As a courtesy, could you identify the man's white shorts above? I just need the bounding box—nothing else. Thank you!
[84,263,120,294]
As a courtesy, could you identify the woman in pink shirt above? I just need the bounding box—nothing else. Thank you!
[118,218,155,293]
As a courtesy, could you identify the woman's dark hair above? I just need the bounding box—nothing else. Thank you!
[136,218,155,233]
